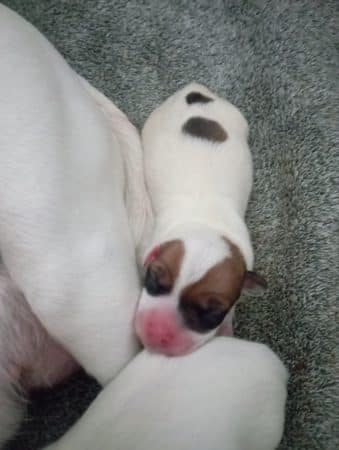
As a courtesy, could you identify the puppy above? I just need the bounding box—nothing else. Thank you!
[135,84,267,356]
[0,4,151,446]
[45,338,288,450]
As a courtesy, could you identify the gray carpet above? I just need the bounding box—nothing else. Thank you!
[2,0,338,449]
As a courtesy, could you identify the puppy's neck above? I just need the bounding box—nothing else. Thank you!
[146,195,254,269]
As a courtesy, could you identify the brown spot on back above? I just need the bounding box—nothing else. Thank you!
[180,239,246,332]
[182,116,228,143]
[144,240,184,295]
[186,92,213,105]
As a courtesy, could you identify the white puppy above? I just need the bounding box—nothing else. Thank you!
[45,338,288,450]
[135,84,267,356]
[0,4,151,446]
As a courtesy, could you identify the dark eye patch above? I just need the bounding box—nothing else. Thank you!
[144,267,171,296]
[182,117,227,143]
[186,92,213,105]
[179,301,227,333]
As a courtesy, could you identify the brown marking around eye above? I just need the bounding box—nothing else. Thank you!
[148,240,184,292]
[182,116,227,143]
[179,239,246,332]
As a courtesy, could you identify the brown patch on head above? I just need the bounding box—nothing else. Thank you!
[179,240,246,333]
[182,116,228,143]
[144,240,184,296]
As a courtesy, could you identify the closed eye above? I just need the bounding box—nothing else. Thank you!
[197,304,227,330]
[179,299,227,333]
[144,267,172,296]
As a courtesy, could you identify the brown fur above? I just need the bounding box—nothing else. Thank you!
[180,240,246,332]
[148,240,184,292]
[147,238,247,333]
[182,117,228,142]
[186,92,213,104]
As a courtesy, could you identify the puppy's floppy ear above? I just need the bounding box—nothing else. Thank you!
[242,271,267,296]
[143,246,160,267]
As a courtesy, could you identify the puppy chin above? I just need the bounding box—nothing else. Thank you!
[134,306,216,357]
[142,340,196,357]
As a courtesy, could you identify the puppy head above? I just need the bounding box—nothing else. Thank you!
[135,229,266,356]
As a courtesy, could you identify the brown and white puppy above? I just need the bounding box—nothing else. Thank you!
[135,83,267,356]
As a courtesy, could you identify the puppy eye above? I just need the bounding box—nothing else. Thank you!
[144,267,171,296]
[196,304,227,331]
[180,299,227,333]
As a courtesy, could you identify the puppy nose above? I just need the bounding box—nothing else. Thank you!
[135,308,195,356]
[145,313,176,347]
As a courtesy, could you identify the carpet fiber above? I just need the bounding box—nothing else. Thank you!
[2,0,338,449]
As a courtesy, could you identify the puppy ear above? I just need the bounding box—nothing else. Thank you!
[242,271,267,296]
[143,246,160,267]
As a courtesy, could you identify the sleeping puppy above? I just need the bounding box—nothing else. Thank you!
[135,83,267,356]
[0,4,151,447]
[45,338,288,450]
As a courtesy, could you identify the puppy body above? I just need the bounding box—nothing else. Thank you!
[45,338,288,450]
[143,83,253,267]
[136,84,263,355]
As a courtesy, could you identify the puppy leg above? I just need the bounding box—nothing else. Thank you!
[45,338,288,450]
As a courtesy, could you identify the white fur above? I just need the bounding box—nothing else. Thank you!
[178,228,231,288]
[136,84,255,351]
[142,82,253,268]
[0,6,286,449]
[0,5,152,445]
[45,338,288,450]
[0,4,151,387]
[77,75,153,256]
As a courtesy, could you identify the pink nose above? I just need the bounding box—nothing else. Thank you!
[135,308,194,356]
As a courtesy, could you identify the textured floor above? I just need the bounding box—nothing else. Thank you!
[2,0,338,449]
